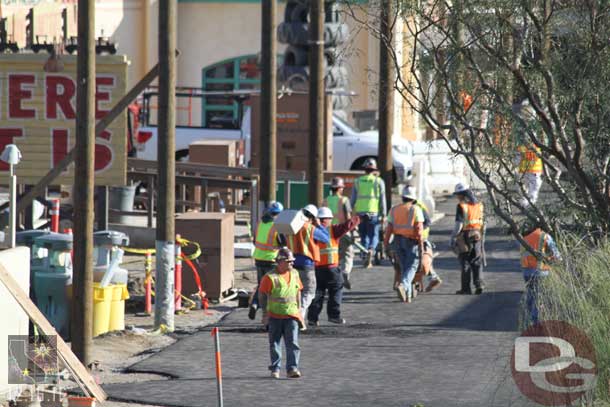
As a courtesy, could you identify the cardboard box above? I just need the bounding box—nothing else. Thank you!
[176,212,234,299]
[189,140,239,166]
[249,93,333,172]
[273,209,306,235]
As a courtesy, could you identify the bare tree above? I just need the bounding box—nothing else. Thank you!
[347,0,610,251]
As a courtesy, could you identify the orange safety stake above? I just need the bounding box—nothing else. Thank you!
[50,199,60,232]
[145,251,153,315]
[211,327,224,407]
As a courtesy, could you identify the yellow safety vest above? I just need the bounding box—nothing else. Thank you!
[354,174,381,214]
[324,194,348,225]
[266,270,300,318]
[518,145,543,174]
[253,221,279,262]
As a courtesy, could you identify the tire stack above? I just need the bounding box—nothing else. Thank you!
[278,1,350,112]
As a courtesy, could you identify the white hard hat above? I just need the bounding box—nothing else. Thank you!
[401,185,417,200]
[317,207,333,219]
[363,157,378,170]
[453,183,470,195]
[302,204,318,218]
[331,177,345,188]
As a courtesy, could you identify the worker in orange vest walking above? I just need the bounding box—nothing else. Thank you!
[307,207,359,326]
[286,205,330,323]
[322,177,355,288]
[450,183,485,295]
[520,220,561,324]
[383,186,425,303]
[249,201,284,320]
[258,247,303,379]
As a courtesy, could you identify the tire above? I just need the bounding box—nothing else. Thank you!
[286,1,342,23]
[279,65,348,90]
[277,22,292,44]
[326,65,348,88]
[280,22,348,47]
[284,45,308,66]
[332,94,351,110]
[324,23,349,46]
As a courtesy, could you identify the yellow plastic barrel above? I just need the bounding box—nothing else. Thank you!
[109,284,129,332]
[93,283,113,337]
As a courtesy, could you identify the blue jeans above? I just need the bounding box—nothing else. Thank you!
[523,270,548,324]
[268,317,300,372]
[396,236,420,299]
[358,214,380,250]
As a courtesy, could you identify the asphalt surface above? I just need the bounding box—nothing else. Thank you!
[103,200,537,407]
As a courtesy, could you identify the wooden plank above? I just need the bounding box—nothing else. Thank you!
[0,264,107,401]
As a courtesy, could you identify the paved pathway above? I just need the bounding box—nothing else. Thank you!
[103,201,537,407]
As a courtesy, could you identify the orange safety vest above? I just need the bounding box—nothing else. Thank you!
[287,222,320,262]
[459,202,484,231]
[316,227,339,267]
[518,145,543,174]
[520,228,551,270]
[389,203,419,239]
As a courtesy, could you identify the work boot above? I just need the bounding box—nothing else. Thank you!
[475,287,484,295]
[455,289,472,295]
[270,371,280,379]
[342,273,352,290]
[395,284,407,302]
[425,278,442,292]
[328,317,346,324]
[287,369,302,378]
[248,305,257,320]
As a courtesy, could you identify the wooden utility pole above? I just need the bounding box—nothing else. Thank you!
[72,0,95,365]
[308,0,324,206]
[155,0,176,330]
[259,0,277,207]
[378,0,394,210]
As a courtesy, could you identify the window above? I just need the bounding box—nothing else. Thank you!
[201,54,283,128]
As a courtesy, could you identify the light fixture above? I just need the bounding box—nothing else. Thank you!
[1,144,22,248]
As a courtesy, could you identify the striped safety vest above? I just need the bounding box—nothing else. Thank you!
[520,228,551,271]
[324,194,349,225]
[253,221,280,262]
[354,174,381,214]
[287,222,320,262]
[266,270,300,318]
[389,203,420,239]
[317,227,339,267]
[459,202,484,231]
[518,145,543,174]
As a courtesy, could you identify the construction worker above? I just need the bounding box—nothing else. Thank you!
[249,201,284,320]
[383,186,425,303]
[516,143,543,207]
[392,185,442,293]
[308,207,360,326]
[286,204,329,323]
[450,183,485,295]
[520,220,561,324]
[323,177,354,288]
[351,158,387,268]
[258,247,303,379]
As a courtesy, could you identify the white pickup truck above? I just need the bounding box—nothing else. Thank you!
[135,108,414,183]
